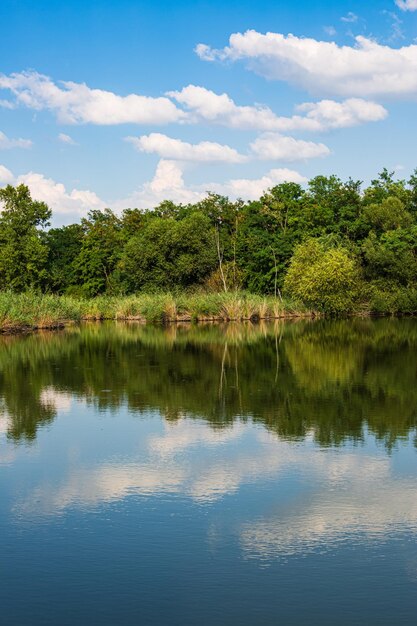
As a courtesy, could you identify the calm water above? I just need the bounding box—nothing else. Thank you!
[1,319,417,625]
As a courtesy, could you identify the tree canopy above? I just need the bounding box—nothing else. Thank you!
[1,168,417,313]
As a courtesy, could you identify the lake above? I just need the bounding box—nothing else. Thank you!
[1,319,417,625]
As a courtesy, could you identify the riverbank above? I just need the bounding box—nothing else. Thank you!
[0,292,316,333]
[1,290,416,334]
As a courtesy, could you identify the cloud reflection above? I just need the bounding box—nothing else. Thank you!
[14,415,417,560]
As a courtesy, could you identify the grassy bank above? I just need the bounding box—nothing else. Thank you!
[0,291,314,333]
[1,288,417,333]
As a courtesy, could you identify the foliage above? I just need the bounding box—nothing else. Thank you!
[284,239,363,314]
[1,167,417,314]
[119,211,217,291]
[0,184,51,291]
[44,224,84,293]
[73,209,124,296]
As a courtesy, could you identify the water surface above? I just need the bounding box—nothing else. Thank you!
[1,319,417,625]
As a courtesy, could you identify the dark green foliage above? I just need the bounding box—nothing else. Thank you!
[119,211,217,291]
[1,168,417,314]
[362,227,417,285]
[0,184,51,291]
[44,224,84,293]
[73,209,124,296]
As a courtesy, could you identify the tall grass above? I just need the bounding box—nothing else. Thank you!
[0,292,82,332]
[0,291,314,333]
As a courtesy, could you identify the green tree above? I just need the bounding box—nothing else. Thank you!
[284,238,363,314]
[73,209,124,296]
[0,184,51,291]
[119,211,217,292]
[44,224,84,293]
[362,196,412,233]
[362,227,417,286]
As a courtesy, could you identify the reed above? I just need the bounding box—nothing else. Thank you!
[0,291,315,333]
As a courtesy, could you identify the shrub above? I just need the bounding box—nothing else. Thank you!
[283,239,363,314]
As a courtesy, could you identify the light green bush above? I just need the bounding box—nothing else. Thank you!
[283,239,363,315]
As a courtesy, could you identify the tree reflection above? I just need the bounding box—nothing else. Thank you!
[1,319,417,448]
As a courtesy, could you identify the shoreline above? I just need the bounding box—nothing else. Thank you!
[0,310,318,335]
[0,291,415,335]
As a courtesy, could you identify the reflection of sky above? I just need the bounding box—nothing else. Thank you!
[39,387,74,412]
[7,390,417,565]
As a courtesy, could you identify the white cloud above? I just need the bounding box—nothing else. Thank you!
[209,168,307,199]
[58,132,77,145]
[196,30,417,98]
[121,158,306,209]
[0,130,32,149]
[168,84,294,130]
[16,171,106,217]
[0,70,387,132]
[290,98,387,131]
[126,133,247,163]
[0,165,106,220]
[2,159,305,221]
[0,165,13,183]
[341,12,358,23]
[127,131,328,164]
[0,71,185,125]
[169,85,386,132]
[130,159,204,206]
[250,133,330,161]
[395,0,417,11]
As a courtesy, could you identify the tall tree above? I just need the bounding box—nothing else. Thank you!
[73,209,124,296]
[0,184,51,291]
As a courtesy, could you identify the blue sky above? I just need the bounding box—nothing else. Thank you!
[0,0,417,223]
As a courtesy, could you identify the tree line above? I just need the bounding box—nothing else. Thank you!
[1,168,417,313]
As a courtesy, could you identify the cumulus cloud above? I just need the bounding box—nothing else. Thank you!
[2,158,306,222]
[0,130,32,149]
[0,165,13,183]
[16,171,106,217]
[250,133,330,160]
[0,70,388,133]
[168,84,385,132]
[291,98,387,131]
[0,165,106,220]
[58,132,77,145]
[127,131,329,165]
[395,0,417,11]
[208,167,307,199]
[196,30,417,98]
[121,158,306,209]
[124,159,204,207]
[118,159,203,208]
[168,84,292,130]
[126,133,247,163]
[0,71,185,125]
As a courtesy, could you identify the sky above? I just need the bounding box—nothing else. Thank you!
[0,0,417,225]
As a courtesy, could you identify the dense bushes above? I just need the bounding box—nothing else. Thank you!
[284,239,362,314]
[119,212,217,291]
